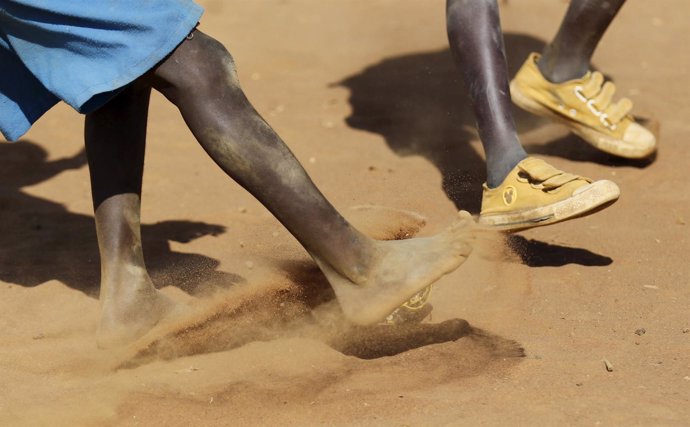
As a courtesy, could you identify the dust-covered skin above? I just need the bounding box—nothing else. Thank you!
[149,32,479,325]
[538,0,627,83]
[85,83,182,347]
[83,30,480,346]
[92,195,182,348]
[148,32,378,285]
[312,211,476,325]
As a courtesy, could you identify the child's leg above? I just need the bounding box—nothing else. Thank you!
[538,0,627,83]
[85,82,176,347]
[145,31,474,325]
[445,0,527,188]
[446,0,621,230]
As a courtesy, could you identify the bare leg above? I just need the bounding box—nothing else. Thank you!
[145,32,475,324]
[538,0,627,83]
[85,83,177,347]
[446,0,527,188]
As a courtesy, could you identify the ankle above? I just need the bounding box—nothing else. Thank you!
[485,149,527,189]
[537,53,590,84]
[99,267,155,301]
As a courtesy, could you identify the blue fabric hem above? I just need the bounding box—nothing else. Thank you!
[0,92,58,142]
[0,1,205,140]
[73,3,204,113]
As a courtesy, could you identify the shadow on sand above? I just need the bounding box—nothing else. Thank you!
[506,235,612,267]
[0,140,243,296]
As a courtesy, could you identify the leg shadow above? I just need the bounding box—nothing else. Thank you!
[527,130,657,168]
[0,140,242,296]
[507,235,612,267]
[330,318,472,359]
[336,33,548,213]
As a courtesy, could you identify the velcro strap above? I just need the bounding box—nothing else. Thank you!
[518,158,590,189]
[606,98,633,123]
[582,72,605,98]
[541,172,583,189]
[593,81,616,110]
[518,158,563,181]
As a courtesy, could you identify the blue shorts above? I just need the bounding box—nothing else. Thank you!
[0,0,204,141]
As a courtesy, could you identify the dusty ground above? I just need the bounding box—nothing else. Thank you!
[1,0,689,425]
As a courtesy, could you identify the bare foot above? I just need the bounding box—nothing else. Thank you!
[312,211,477,325]
[96,281,183,349]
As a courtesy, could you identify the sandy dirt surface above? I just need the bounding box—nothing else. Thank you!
[1,1,689,425]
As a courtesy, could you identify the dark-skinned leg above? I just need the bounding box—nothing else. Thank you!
[85,82,176,347]
[538,0,627,83]
[144,31,475,325]
[446,0,527,188]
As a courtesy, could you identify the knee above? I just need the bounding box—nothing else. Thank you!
[191,34,241,92]
[153,32,243,99]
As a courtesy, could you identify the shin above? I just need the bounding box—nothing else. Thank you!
[147,31,377,283]
[446,0,526,187]
[85,83,174,346]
